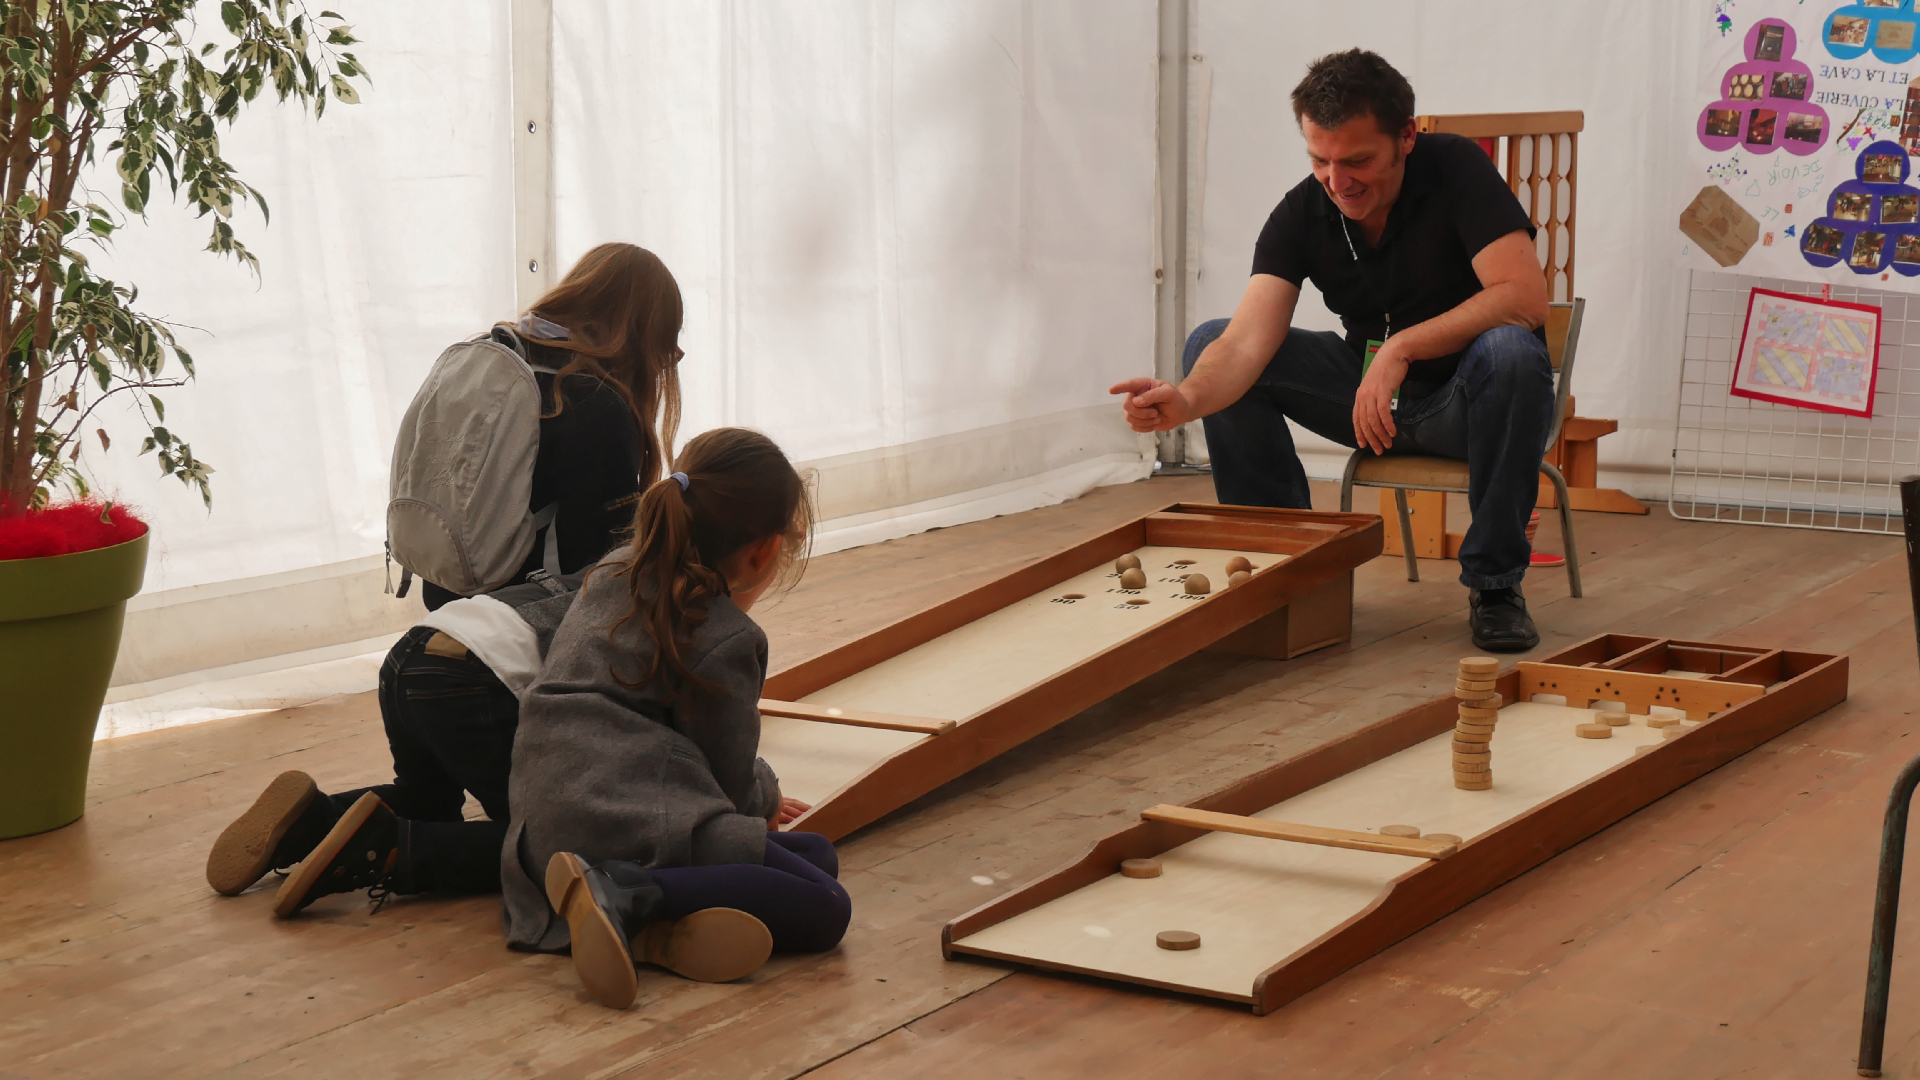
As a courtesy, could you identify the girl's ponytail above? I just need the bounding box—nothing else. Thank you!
[611,428,812,696]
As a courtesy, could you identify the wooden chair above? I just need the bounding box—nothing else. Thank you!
[1337,297,1587,598]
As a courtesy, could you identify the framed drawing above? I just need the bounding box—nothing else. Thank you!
[1730,288,1881,417]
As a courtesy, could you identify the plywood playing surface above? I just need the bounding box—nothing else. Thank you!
[761,545,1286,806]
[951,698,1683,999]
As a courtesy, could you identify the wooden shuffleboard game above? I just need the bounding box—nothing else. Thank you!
[760,504,1382,840]
[941,634,1849,1013]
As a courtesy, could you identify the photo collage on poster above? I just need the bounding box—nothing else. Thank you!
[1696,18,1829,156]
[1824,0,1920,64]
[1802,139,1920,275]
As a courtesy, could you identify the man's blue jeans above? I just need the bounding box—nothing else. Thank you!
[1184,321,1554,591]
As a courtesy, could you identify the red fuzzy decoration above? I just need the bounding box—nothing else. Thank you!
[0,499,148,560]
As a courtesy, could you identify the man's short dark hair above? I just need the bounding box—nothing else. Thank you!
[1290,49,1415,137]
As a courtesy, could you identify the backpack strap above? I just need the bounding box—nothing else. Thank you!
[495,323,564,375]
[531,501,562,578]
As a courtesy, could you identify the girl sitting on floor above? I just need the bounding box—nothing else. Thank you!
[502,427,846,1008]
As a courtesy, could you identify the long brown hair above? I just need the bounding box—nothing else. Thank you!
[513,242,684,485]
[612,428,813,696]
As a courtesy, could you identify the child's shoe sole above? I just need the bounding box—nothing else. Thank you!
[637,908,772,983]
[273,792,381,918]
[206,771,317,896]
[546,852,639,1010]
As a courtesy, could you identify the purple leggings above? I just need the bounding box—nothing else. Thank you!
[606,831,851,952]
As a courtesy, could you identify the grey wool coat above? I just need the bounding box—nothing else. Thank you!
[500,557,782,952]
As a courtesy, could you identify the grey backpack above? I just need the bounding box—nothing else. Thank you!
[387,327,560,598]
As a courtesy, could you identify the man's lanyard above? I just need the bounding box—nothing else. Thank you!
[1344,214,1398,407]
[1339,214,1394,342]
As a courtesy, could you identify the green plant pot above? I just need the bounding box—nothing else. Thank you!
[0,530,147,839]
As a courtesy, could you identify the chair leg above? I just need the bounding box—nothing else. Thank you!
[1542,463,1583,598]
[1393,487,1420,583]
[1339,453,1360,513]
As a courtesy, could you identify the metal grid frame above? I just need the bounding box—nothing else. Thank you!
[1669,268,1920,533]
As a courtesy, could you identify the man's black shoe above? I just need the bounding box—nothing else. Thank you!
[273,792,401,917]
[1469,587,1539,653]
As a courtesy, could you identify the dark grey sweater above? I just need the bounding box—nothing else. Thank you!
[500,556,781,952]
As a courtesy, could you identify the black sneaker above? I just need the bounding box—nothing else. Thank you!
[1469,587,1539,653]
[205,771,337,896]
[273,792,400,918]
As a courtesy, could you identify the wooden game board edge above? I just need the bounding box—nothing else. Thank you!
[1248,648,1847,1014]
[939,637,1848,1016]
[782,507,1385,840]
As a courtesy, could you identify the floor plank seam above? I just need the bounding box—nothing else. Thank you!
[786,971,1013,1080]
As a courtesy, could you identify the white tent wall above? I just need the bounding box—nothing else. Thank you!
[548,1,1158,553]
[1188,1,1699,495]
[78,2,515,709]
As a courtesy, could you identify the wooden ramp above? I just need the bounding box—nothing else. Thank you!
[764,504,1381,839]
[943,634,1849,1013]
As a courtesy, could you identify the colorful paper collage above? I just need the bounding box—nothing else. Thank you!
[1730,288,1882,416]
[1697,18,1829,157]
[1824,0,1920,64]
[1800,138,1920,275]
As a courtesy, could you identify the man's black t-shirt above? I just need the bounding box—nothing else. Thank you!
[1251,132,1536,399]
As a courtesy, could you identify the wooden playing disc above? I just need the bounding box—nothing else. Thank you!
[1575,723,1613,739]
[1453,730,1494,747]
[1454,776,1493,790]
[1459,656,1500,674]
[1157,930,1201,951]
[1453,759,1491,774]
[1634,744,1657,756]
[1456,705,1499,720]
[1120,858,1163,879]
[1455,688,1499,703]
[1454,720,1497,735]
[1379,824,1421,838]
[1663,725,1689,739]
[1647,715,1682,728]
[1115,554,1142,573]
[1597,711,1631,726]
[1423,833,1463,844]
[1456,678,1498,691]
[1118,567,1147,590]
[1452,740,1492,755]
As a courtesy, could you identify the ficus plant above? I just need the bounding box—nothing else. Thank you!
[0,0,366,515]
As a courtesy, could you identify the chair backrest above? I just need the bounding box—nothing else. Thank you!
[1416,111,1583,303]
[1544,297,1586,447]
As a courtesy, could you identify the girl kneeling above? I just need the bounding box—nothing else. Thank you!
[500,428,846,1008]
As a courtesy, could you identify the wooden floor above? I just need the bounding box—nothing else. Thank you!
[4,475,1917,1079]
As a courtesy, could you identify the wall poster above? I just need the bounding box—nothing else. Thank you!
[1685,1,1920,291]
[1730,287,1881,416]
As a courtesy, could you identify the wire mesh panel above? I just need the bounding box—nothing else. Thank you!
[1670,269,1920,532]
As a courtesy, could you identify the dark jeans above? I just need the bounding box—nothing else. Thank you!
[1185,321,1554,590]
[599,831,853,953]
[329,626,519,895]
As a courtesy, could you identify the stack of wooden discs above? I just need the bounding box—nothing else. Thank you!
[1453,656,1501,790]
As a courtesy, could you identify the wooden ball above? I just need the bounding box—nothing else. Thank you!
[1119,568,1147,590]
[1156,930,1201,951]
[1575,723,1613,739]
[1120,858,1162,879]
[1225,556,1253,575]
[1183,574,1211,595]
[1115,554,1142,573]
[1380,824,1421,838]
[1228,570,1252,587]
